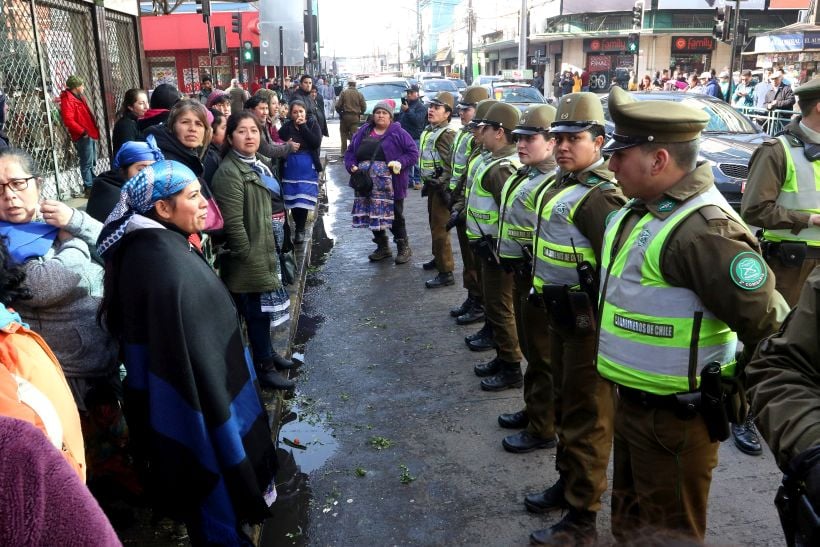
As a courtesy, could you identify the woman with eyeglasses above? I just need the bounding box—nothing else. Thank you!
[0,148,119,413]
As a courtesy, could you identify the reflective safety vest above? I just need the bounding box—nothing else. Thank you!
[449,130,474,191]
[465,153,521,241]
[498,168,557,260]
[531,180,603,294]
[762,135,820,247]
[418,125,450,180]
[463,149,491,206]
[597,185,739,395]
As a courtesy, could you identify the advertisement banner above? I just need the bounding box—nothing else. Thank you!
[562,0,634,14]
[768,0,811,8]
[657,0,765,8]
[584,37,629,53]
[671,36,716,53]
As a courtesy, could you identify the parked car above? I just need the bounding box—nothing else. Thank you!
[448,77,468,94]
[419,78,461,107]
[486,82,547,111]
[599,91,767,209]
[356,77,411,117]
[475,75,502,86]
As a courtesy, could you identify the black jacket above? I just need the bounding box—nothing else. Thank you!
[144,125,204,177]
[111,112,141,157]
[86,170,126,223]
[396,99,427,141]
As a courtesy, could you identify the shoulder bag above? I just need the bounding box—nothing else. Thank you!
[349,137,383,198]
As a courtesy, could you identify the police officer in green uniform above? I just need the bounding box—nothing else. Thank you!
[524,93,626,545]
[465,102,524,390]
[597,87,788,541]
[495,104,559,453]
[737,77,820,455]
[455,99,499,351]
[747,265,820,546]
[448,86,490,324]
[419,91,457,288]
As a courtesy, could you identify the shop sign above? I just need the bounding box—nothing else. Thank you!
[588,55,611,71]
[616,55,634,69]
[755,33,805,52]
[671,36,715,53]
[584,37,628,53]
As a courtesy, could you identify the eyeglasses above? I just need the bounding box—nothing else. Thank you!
[0,176,35,193]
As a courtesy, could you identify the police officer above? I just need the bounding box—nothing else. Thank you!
[419,91,457,288]
[597,87,788,541]
[454,99,498,350]
[738,77,820,455]
[747,265,820,546]
[525,93,625,544]
[447,86,490,324]
[465,102,523,390]
[336,79,366,155]
[495,104,559,453]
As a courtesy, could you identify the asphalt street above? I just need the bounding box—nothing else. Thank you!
[265,119,787,547]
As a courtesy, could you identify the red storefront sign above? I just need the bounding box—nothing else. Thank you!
[588,55,611,71]
[584,37,628,53]
[671,36,716,53]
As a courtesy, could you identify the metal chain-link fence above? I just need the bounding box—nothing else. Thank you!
[0,0,140,200]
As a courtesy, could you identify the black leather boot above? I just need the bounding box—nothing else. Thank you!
[498,410,529,429]
[731,414,762,456]
[425,271,454,288]
[422,258,437,270]
[525,477,568,513]
[502,430,556,453]
[456,301,485,325]
[465,322,492,343]
[529,508,597,545]
[474,356,501,377]
[480,361,523,391]
[450,296,472,318]
[466,321,496,351]
[255,366,295,391]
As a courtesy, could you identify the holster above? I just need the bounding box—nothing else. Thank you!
[778,241,808,268]
[567,290,597,335]
[473,236,500,266]
[542,285,595,335]
[699,362,731,442]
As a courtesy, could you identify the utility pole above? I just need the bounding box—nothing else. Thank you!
[417,0,424,70]
[466,0,474,84]
[727,1,743,101]
[518,0,527,71]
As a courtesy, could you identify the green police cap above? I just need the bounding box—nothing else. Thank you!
[468,98,499,129]
[795,77,820,102]
[512,104,558,135]
[429,91,455,111]
[602,86,709,152]
[550,92,605,134]
[478,102,521,131]
[459,86,490,107]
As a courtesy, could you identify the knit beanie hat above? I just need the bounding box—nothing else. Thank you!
[149,83,182,110]
[66,75,83,90]
[373,99,396,117]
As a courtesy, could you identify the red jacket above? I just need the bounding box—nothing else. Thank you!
[59,90,99,141]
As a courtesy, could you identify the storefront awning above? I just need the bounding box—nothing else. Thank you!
[479,39,518,52]
[434,47,452,62]
[753,22,820,53]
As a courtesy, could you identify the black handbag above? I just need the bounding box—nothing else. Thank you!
[349,138,383,197]
[279,249,297,285]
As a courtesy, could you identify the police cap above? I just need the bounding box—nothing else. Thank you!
[468,98,498,128]
[429,91,454,111]
[512,104,558,135]
[795,77,820,102]
[459,86,490,107]
[478,102,521,131]
[549,92,605,134]
[602,86,709,153]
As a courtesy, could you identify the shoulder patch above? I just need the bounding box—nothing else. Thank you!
[657,198,676,213]
[597,182,618,192]
[729,251,768,291]
[697,205,729,222]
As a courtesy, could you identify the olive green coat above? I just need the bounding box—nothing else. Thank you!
[211,151,281,294]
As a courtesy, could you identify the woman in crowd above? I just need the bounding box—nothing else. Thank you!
[638,74,653,91]
[254,88,285,143]
[345,100,418,264]
[0,148,119,412]
[87,136,164,223]
[97,160,278,545]
[310,85,329,137]
[111,88,149,156]
[202,109,226,184]
[144,99,212,179]
[277,99,322,243]
[0,235,86,479]
[211,112,296,391]
[137,83,181,132]
[244,95,292,169]
[208,92,232,117]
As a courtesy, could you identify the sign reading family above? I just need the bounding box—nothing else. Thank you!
[671,36,716,53]
[584,37,629,53]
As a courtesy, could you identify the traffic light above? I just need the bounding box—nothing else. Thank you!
[231,13,241,35]
[712,8,725,41]
[632,2,643,30]
[627,33,639,54]
[721,5,733,42]
[242,40,253,62]
[214,26,227,55]
[737,19,749,44]
[196,0,210,20]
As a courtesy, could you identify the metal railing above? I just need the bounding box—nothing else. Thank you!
[736,106,797,137]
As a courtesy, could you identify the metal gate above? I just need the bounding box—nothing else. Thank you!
[0,0,141,200]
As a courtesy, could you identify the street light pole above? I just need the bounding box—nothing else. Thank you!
[518,0,527,71]
[466,0,473,84]
[417,0,423,70]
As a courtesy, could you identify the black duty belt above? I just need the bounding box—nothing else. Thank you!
[764,241,820,260]
[617,385,699,419]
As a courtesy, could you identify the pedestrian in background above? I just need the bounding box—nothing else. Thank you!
[60,75,99,196]
[336,79,366,155]
[111,88,148,157]
[227,78,250,115]
[197,75,213,104]
[318,77,336,120]
[732,69,756,108]
[138,83,181,133]
[0,91,9,149]
[345,99,418,264]
[208,92,231,118]
[310,85,329,137]
[396,85,428,189]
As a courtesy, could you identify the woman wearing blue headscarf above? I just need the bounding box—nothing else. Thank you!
[97,160,277,546]
[86,135,164,223]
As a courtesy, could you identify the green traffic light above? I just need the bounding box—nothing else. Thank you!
[243,50,253,61]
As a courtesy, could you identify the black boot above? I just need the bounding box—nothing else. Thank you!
[267,352,299,371]
[525,477,568,513]
[394,238,412,264]
[456,300,485,325]
[731,414,762,456]
[498,410,529,429]
[425,271,454,289]
[465,322,492,343]
[368,231,392,261]
[450,296,472,318]
[502,430,556,453]
[422,258,437,270]
[255,364,296,391]
[529,508,597,545]
[467,325,498,351]
[474,356,502,377]
[480,361,523,391]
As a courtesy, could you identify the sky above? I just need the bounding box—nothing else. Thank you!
[318,0,420,58]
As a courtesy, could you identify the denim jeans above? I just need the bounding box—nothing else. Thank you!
[232,292,273,364]
[409,139,421,187]
[74,136,97,188]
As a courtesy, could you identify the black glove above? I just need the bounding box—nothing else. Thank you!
[421,181,431,197]
[445,210,459,231]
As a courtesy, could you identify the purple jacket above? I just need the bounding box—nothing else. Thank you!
[345,121,419,200]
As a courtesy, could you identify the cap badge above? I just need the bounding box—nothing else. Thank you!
[560,113,569,120]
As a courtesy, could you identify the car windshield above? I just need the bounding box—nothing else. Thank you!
[492,86,544,103]
[359,83,407,101]
[451,79,467,88]
[424,80,457,92]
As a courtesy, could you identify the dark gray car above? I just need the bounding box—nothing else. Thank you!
[600,92,767,209]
